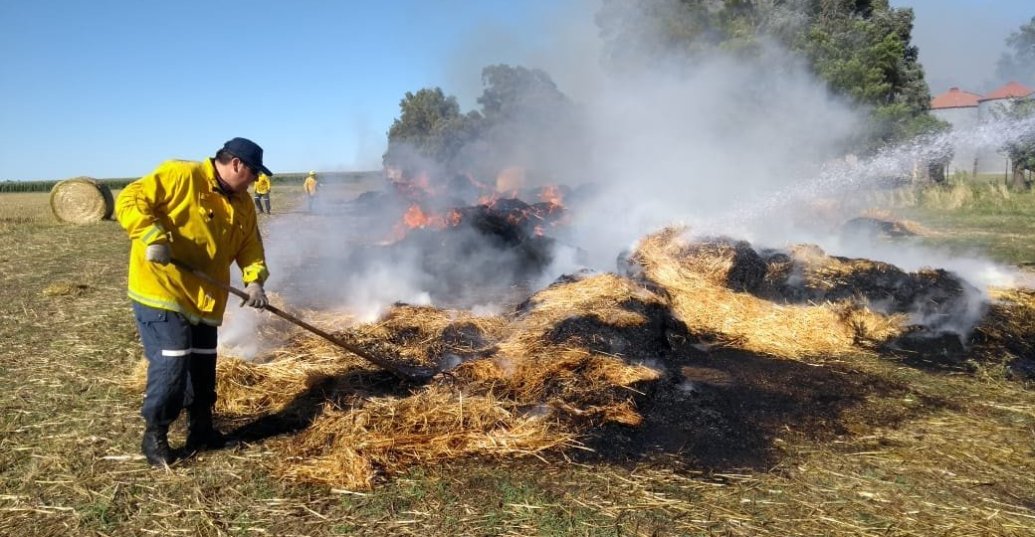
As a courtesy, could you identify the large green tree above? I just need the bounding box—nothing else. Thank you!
[477,65,570,120]
[385,66,583,181]
[383,88,482,172]
[996,16,1035,86]
[471,65,585,180]
[798,1,942,149]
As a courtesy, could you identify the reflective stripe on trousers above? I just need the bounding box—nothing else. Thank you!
[132,302,219,427]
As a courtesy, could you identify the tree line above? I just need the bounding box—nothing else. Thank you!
[386,1,1035,186]
[0,178,136,193]
[383,64,583,185]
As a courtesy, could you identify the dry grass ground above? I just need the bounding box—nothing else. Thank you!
[1,183,1034,536]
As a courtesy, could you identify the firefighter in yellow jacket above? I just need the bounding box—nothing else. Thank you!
[115,137,272,466]
[303,170,318,212]
[253,172,271,214]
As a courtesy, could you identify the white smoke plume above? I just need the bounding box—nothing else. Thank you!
[221,1,1035,357]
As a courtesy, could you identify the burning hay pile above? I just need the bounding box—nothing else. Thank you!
[628,228,908,358]
[128,227,1030,489]
[327,189,570,306]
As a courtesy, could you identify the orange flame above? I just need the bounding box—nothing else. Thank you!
[402,204,430,228]
[391,203,465,241]
[539,185,564,206]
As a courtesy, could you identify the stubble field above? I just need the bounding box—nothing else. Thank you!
[1,181,1034,536]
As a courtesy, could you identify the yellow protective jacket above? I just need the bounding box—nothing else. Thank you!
[254,173,271,195]
[303,176,318,195]
[115,158,269,325]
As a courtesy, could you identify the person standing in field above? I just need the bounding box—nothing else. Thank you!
[115,137,272,467]
[253,172,272,214]
[303,170,318,212]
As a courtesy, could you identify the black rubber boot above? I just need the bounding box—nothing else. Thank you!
[186,408,227,451]
[142,426,173,466]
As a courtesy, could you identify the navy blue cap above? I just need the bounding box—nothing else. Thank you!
[221,137,272,176]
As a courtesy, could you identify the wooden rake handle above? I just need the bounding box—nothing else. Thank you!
[169,259,437,382]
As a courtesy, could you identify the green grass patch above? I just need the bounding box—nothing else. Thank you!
[874,182,1035,264]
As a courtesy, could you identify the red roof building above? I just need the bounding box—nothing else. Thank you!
[979,81,1033,102]
[931,87,983,109]
[931,81,1032,175]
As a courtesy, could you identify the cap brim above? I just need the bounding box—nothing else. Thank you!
[229,151,273,177]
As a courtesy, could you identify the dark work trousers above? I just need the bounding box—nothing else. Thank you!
[132,302,218,428]
[253,192,270,214]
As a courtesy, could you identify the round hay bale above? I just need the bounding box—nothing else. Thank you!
[49,177,114,224]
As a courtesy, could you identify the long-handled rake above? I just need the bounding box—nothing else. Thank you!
[170,259,439,382]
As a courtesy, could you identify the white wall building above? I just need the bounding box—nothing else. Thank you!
[930,87,982,175]
[931,81,1033,176]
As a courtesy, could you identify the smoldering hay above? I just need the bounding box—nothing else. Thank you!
[126,226,1035,489]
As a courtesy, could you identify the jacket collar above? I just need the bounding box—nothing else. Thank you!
[205,158,236,198]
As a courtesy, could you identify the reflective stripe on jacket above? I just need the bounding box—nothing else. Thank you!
[115,158,269,325]
[254,174,271,194]
[303,176,318,195]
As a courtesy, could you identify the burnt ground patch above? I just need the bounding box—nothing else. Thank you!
[511,284,952,472]
[574,349,944,472]
[879,328,973,373]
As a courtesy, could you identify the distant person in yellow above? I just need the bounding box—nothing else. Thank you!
[303,170,319,212]
[253,172,271,214]
[115,137,272,467]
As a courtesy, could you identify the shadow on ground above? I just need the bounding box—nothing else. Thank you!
[527,293,951,473]
[223,369,414,444]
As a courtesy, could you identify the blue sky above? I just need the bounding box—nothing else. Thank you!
[0,1,573,180]
[892,0,1034,94]
[0,0,1031,181]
